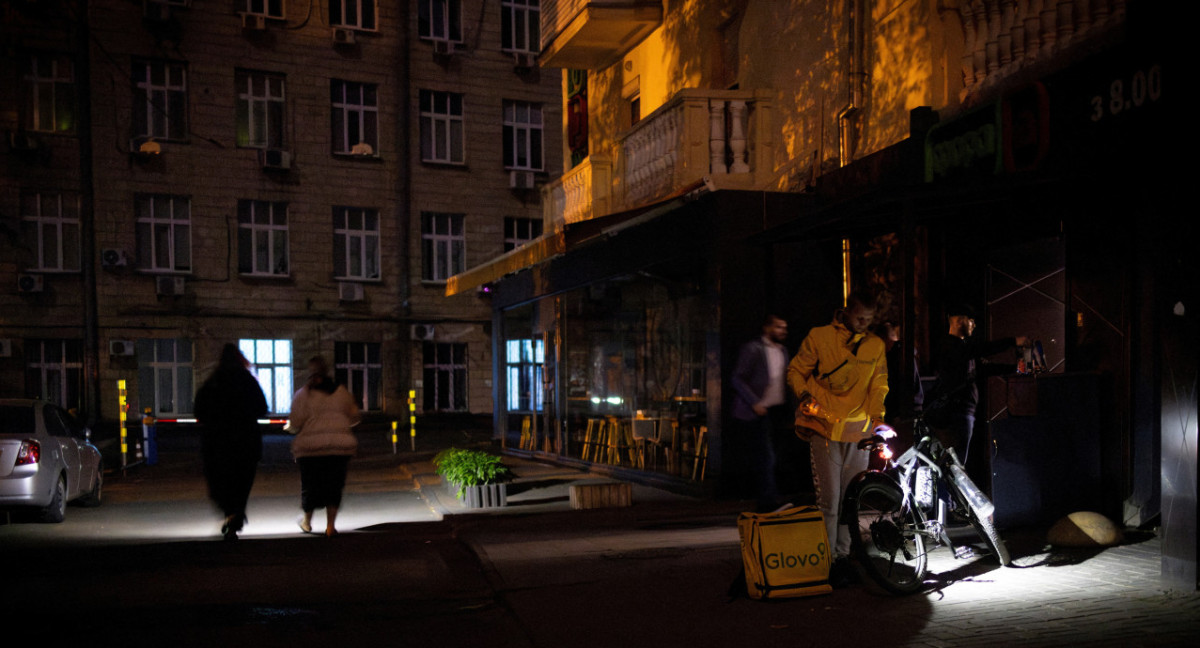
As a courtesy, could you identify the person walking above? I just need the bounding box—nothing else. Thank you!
[194,343,268,541]
[729,314,789,512]
[788,291,889,579]
[288,356,360,537]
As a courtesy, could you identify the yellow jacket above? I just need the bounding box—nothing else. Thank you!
[787,319,888,443]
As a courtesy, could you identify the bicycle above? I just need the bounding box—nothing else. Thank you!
[841,415,1011,594]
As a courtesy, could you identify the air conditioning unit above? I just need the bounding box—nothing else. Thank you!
[338,282,364,302]
[410,324,436,341]
[0,339,12,357]
[109,340,136,356]
[143,0,172,22]
[259,149,292,170]
[240,12,267,30]
[155,275,185,296]
[8,131,40,152]
[332,27,356,45]
[509,170,536,190]
[432,39,453,55]
[18,273,44,293]
[512,52,535,70]
[101,248,128,267]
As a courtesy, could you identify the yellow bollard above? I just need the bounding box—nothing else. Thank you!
[117,380,129,469]
[408,390,417,452]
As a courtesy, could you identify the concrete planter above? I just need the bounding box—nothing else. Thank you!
[452,482,508,509]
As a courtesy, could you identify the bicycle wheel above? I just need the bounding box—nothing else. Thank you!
[945,472,1012,566]
[848,481,928,594]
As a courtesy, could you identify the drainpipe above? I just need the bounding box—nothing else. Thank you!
[839,0,867,167]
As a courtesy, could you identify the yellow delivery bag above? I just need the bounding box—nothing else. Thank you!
[737,505,832,599]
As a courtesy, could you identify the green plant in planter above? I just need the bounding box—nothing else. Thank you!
[434,448,513,499]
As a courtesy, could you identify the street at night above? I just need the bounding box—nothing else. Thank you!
[3,429,1196,647]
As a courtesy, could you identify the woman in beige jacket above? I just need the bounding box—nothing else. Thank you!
[288,356,360,536]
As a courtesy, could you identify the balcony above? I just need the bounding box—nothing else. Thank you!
[540,0,663,69]
[620,89,773,208]
[543,156,612,232]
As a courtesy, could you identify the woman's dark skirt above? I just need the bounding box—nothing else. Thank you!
[297,455,351,511]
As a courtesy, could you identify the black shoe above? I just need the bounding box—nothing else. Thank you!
[829,557,859,588]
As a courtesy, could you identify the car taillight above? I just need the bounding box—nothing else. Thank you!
[15,440,40,465]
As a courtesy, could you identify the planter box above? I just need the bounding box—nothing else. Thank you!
[459,482,508,509]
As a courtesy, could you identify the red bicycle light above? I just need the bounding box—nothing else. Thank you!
[16,440,41,465]
[879,445,894,461]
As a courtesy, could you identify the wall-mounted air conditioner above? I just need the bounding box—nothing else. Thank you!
[109,340,136,356]
[18,274,44,293]
[156,275,185,296]
[338,282,364,302]
[259,149,292,170]
[240,12,267,30]
[332,27,356,45]
[510,170,535,190]
[410,324,436,341]
[101,248,128,267]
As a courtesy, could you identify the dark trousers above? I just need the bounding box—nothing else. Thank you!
[204,455,258,524]
[729,412,780,512]
[934,413,975,465]
[298,455,351,511]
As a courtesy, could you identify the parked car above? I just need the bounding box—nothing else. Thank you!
[0,399,103,522]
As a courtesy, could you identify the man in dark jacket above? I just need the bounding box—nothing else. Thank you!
[930,305,1027,463]
[729,315,789,512]
[194,343,268,540]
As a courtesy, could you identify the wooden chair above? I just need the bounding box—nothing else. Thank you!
[518,416,533,451]
[691,426,709,481]
[581,418,602,462]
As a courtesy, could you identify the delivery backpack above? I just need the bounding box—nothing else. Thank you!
[737,505,832,599]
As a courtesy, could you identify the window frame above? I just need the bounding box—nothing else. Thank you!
[503,216,543,252]
[237,199,289,277]
[335,342,383,411]
[329,0,378,31]
[239,338,293,415]
[242,0,285,18]
[331,79,379,156]
[333,206,381,281]
[21,191,81,273]
[132,59,188,142]
[505,338,544,413]
[421,212,465,282]
[500,0,540,54]
[25,339,83,412]
[23,52,76,134]
[418,0,462,44]
[235,70,286,150]
[502,99,544,171]
[422,341,467,412]
[137,338,195,417]
[419,89,465,165]
[135,194,192,273]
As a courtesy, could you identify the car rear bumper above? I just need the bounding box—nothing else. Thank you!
[0,467,52,507]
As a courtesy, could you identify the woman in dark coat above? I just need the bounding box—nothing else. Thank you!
[194,343,268,540]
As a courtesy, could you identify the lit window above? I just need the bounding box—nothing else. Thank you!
[503,216,542,252]
[421,212,465,282]
[25,339,82,411]
[335,342,382,411]
[137,339,194,416]
[23,53,75,133]
[135,194,191,273]
[501,0,539,53]
[235,70,286,149]
[331,79,378,155]
[503,100,543,171]
[237,200,289,276]
[330,0,376,30]
[239,338,293,414]
[132,59,187,141]
[423,342,467,411]
[419,90,464,164]
[243,0,284,18]
[333,206,380,280]
[20,191,80,272]
[418,0,461,43]
[506,338,544,412]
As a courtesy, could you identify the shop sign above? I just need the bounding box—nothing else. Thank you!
[924,83,1051,183]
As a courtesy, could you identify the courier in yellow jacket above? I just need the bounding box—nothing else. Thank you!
[787,291,889,561]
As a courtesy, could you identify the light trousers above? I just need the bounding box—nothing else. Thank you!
[810,435,869,557]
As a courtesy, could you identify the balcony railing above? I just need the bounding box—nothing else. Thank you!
[543,156,612,231]
[620,89,773,207]
[540,0,663,69]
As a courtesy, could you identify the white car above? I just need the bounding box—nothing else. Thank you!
[0,399,103,522]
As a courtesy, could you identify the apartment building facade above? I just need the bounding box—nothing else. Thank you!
[0,0,561,427]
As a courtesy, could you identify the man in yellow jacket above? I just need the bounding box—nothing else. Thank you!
[788,290,889,572]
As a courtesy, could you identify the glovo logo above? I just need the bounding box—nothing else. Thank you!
[765,541,827,570]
